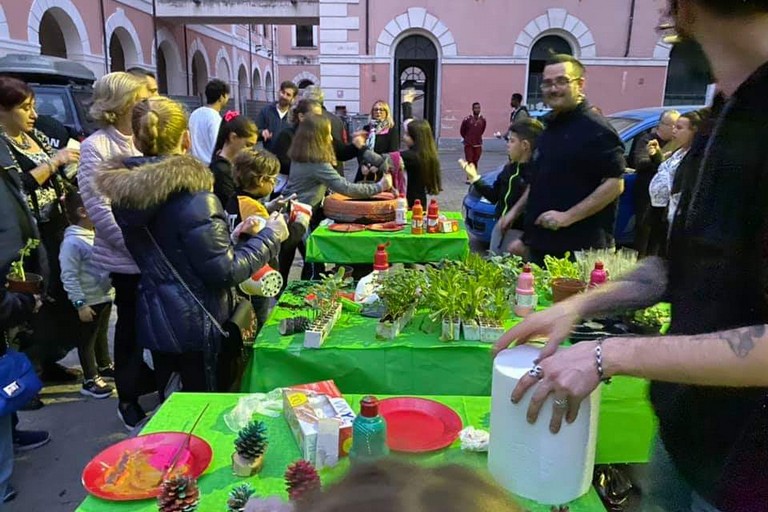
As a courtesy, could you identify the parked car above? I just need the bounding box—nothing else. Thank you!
[463,106,702,247]
[0,53,97,140]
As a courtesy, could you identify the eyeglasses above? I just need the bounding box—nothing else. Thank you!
[540,76,580,90]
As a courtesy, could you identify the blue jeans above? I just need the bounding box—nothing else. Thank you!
[641,437,723,512]
[0,414,13,512]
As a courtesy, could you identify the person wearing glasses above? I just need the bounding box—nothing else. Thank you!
[632,109,680,257]
[352,101,399,183]
[495,1,768,510]
[521,54,625,265]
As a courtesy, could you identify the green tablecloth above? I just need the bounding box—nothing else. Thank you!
[306,211,470,264]
[76,393,608,512]
[244,304,656,464]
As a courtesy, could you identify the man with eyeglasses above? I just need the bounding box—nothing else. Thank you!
[495,2,768,510]
[632,109,680,256]
[522,54,625,265]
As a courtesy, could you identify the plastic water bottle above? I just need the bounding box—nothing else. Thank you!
[349,396,389,465]
[411,200,424,234]
[514,264,537,317]
[395,193,408,225]
[589,261,608,288]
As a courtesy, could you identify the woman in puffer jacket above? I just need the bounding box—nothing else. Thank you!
[96,97,289,397]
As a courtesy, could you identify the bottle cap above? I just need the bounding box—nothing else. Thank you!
[399,192,405,198]
[373,243,389,271]
[522,263,532,273]
[360,395,379,417]
[413,199,421,206]
[594,261,604,270]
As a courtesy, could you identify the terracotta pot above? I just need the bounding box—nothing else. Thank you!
[7,273,43,294]
[323,192,397,224]
[232,452,264,477]
[551,278,587,303]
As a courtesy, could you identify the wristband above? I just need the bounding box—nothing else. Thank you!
[595,338,611,384]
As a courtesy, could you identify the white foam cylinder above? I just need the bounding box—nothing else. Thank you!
[488,345,600,505]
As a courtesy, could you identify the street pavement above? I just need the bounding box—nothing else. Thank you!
[6,147,508,511]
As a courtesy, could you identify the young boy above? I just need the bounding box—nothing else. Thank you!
[59,192,115,398]
[461,118,544,255]
[225,149,312,319]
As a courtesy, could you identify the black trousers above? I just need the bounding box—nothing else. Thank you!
[76,301,112,380]
[111,273,155,405]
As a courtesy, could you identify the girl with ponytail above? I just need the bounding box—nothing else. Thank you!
[96,97,289,396]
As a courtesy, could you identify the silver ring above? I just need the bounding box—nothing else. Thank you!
[553,397,569,409]
[527,365,544,380]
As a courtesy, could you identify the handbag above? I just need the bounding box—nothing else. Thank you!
[143,228,257,348]
[0,348,43,416]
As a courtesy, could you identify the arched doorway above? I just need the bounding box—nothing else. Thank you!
[527,35,573,107]
[157,46,168,94]
[109,33,125,72]
[191,51,208,97]
[238,64,249,109]
[39,10,68,58]
[217,58,231,90]
[298,79,314,90]
[265,72,273,101]
[252,68,262,100]
[394,34,438,131]
[664,39,711,106]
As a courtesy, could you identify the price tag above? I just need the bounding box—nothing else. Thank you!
[287,392,308,407]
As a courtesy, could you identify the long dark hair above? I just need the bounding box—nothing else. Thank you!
[212,113,257,159]
[288,114,335,165]
[407,119,441,195]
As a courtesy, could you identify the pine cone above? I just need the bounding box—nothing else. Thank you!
[157,475,200,512]
[235,420,268,460]
[227,483,256,512]
[285,460,321,501]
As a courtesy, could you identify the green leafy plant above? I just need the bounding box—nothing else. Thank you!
[633,304,671,328]
[487,252,523,289]
[543,253,581,280]
[8,239,40,281]
[528,262,553,304]
[483,286,510,324]
[378,268,422,321]
[424,265,463,321]
[309,268,351,315]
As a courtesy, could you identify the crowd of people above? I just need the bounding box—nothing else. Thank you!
[1,0,768,510]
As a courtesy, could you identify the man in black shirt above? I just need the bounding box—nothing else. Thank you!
[523,54,625,264]
[495,1,768,510]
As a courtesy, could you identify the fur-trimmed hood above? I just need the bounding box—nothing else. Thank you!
[96,154,213,211]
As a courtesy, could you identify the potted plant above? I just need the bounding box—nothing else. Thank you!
[232,420,268,476]
[545,253,586,303]
[480,287,509,343]
[460,281,484,341]
[376,268,421,340]
[7,239,42,294]
[304,269,349,348]
[424,265,463,341]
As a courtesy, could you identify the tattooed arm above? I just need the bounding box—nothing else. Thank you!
[602,324,768,387]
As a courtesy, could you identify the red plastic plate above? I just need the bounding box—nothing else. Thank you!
[379,397,463,453]
[82,432,213,501]
[328,223,366,233]
[367,222,404,232]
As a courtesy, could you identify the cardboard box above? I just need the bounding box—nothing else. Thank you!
[283,380,355,467]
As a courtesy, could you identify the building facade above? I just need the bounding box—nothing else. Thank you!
[0,0,709,141]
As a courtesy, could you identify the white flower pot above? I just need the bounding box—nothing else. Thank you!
[304,303,342,348]
[441,318,461,341]
[376,319,401,339]
[462,320,481,341]
[480,323,505,343]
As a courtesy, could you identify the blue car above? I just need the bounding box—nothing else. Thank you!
[463,106,702,246]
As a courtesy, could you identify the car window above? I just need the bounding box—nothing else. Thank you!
[72,89,97,132]
[607,116,641,135]
[34,90,73,125]
[624,127,656,167]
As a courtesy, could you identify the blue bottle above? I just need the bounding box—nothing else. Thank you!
[349,396,389,465]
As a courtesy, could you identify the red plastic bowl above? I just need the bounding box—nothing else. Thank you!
[379,397,463,453]
[82,432,213,501]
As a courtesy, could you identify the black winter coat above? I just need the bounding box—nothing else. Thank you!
[96,154,280,356]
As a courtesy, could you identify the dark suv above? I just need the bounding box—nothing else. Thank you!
[0,53,97,140]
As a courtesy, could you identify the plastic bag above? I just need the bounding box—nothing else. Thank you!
[224,389,284,432]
